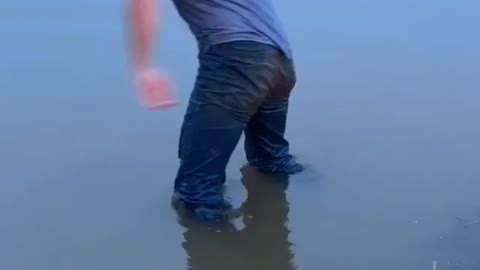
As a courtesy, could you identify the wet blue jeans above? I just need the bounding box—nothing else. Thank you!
[173,41,300,220]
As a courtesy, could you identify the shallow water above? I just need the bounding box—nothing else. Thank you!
[1,0,480,269]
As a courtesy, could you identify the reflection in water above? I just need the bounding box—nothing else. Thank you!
[177,166,295,270]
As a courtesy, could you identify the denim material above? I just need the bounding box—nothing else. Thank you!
[176,166,294,269]
[174,41,297,220]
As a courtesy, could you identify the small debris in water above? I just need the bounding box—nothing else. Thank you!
[456,216,480,227]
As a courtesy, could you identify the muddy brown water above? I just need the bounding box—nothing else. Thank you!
[1,0,480,269]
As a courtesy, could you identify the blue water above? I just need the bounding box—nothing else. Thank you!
[1,0,480,269]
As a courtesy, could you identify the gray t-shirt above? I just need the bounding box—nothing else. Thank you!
[171,0,292,58]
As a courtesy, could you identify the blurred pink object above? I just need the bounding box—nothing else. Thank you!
[134,68,177,110]
[128,0,176,110]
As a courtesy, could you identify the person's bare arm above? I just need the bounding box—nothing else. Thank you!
[127,0,176,109]
[128,0,159,69]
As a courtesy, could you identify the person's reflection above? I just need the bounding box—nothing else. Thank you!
[177,166,295,270]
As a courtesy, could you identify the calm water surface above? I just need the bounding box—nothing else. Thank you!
[1,0,480,269]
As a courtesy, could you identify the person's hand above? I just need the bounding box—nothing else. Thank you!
[134,67,176,110]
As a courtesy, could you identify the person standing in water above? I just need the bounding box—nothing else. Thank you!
[127,0,304,221]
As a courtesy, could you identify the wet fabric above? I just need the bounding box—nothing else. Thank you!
[173,41,301,220]
[171,0,292,58]
[177,166,295,270]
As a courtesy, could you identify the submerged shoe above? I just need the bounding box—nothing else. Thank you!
[171,192,235,222]
[251,155,305,175]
